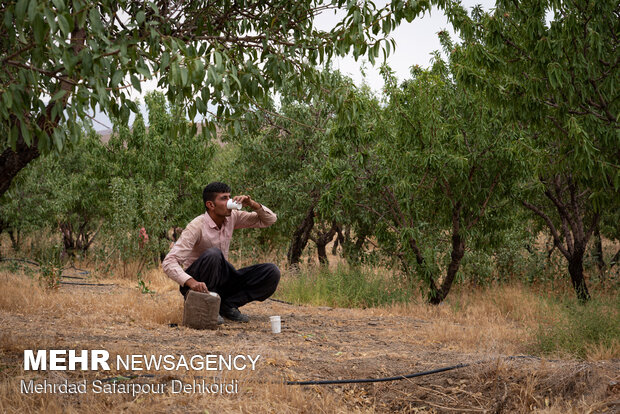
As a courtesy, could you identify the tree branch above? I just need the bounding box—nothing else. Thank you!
[466,172,500,230]
[521,200,570,258]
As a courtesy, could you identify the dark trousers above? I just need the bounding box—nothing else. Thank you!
[181,247,280,309]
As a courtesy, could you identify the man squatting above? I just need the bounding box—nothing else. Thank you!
[162,182,280,322]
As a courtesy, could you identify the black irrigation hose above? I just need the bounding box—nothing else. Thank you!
[60,282,115,287]
[285,363,470,386]
[1,258,91,274]
[2,257,97,282]
[100,357,522,386]
[79,355,556,389]
[285,355,546,386]
[97,364,470,386]
[65,265,91,275]
[0,257,40,266]
[268,298,296,306]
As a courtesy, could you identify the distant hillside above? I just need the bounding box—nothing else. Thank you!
[96,124,224,146]
[97,129,113,144]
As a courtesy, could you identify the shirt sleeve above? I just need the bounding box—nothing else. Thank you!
[162,219,201,286]
[234,204,277,229]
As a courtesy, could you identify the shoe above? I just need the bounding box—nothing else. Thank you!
[217,315,225,325]
[219,306,249,323]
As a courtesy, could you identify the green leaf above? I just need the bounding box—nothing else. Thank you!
[136,66,151,79]
[229,72,241,88]
[3,9,13,30]
[33,13,46,44]
[27,0,37,22]
[126,100,138,113]
[9,124,19,150]
[43,7,56,32]
[51,0,65,12]
[15,0,29,24]
[170,62,179,85]
[194,59,205,81]
[58,14,70,35]
[130,74,141,92]
[111,70,123,87]
[188,102,196,120]
[52,129,64,151]
[160,52,170,71]
[89,7,104,34]
[2,92,13,109]
[147,1,159,16]
[81,50,93,74]
[214,51,223,71]
[180,67,188,86]
[136,10,146,25]
[51,89,67,101]
[20,120,32,146]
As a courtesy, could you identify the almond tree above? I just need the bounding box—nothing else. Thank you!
[1,0,426,197]
[325,57,527,304]
[0,125,110,256]
[445,0,619,301]
[104,91,215,265]
[232,70,376,266]
[0,91,214,264]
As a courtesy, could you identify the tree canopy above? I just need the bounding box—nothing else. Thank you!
[443,0,619,301]
[0,0,426,195]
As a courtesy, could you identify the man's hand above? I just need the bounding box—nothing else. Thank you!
[232,195,261,210]
[185,277,209,293]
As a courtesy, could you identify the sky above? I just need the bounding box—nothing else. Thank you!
[314,1,495,93]
[92,0,496,131]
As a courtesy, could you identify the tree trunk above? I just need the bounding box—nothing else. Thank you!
[428,204,465,305]
[315,222,338,266]
[610,249,620,270]
[316,241,328,265]
[0,220,4,259]
[1,26,86,198]
[354,233,366,251]
[568,245,591,303]
[593,226,606,285]
[60,222,75,253]
[522,174,598,303]
[0,133,41,198]
[59,220,97,256]
[287,206,314,266]
[341,226,368,265]
[331,225,344,255]
[9,228,21,251]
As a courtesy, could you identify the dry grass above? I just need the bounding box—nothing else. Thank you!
[0,270,182,328]
[466,358,619,414]
[381,284,554,355]
[1,263,618,413]
[0,267,370,413]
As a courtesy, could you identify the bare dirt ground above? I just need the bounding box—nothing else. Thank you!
[1,273,619,413]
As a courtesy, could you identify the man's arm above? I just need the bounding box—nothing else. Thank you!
[232,195,277,229]
[162,219,206,290]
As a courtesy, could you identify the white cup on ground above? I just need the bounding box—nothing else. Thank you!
[227,199,243,210]
[270,316,281,334]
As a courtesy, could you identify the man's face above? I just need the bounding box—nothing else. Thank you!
[206,192,232,217]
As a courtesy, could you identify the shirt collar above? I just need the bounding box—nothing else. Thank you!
[204,212,228,229]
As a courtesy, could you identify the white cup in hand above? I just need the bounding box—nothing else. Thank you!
[227,199,243,210]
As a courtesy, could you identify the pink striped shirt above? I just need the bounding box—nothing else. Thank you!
[162,206,277,286]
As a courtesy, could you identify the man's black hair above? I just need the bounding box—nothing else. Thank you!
[203,182,231,207]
